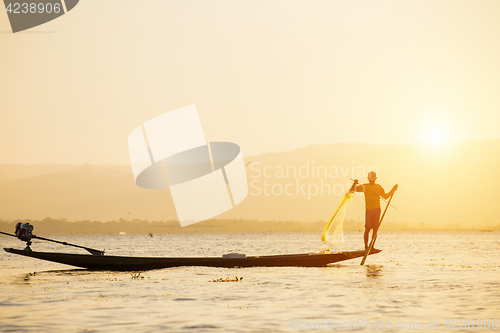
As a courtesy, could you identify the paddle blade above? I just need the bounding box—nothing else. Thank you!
[85,248,105,256]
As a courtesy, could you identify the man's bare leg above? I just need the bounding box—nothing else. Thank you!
[364,228,370,249]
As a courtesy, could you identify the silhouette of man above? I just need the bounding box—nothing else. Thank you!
[349,171,398,250]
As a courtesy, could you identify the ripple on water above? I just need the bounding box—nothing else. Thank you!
[0,232,499,332]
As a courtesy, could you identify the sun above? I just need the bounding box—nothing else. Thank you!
[427,126,448,144]
[422,121,451,146]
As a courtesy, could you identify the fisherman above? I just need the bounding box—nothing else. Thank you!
[349,171,398,250]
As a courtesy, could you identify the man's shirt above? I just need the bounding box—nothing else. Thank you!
[355,183,389,211]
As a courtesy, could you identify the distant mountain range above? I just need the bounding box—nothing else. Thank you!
[1,141,499,229]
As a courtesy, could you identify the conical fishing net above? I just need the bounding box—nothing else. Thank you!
[321,192,354,248]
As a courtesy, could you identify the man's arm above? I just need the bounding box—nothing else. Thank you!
[349,180,365,193]
[349,179,359,192]
[380,184,398,199]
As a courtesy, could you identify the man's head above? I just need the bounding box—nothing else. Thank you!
[367,171,377,184]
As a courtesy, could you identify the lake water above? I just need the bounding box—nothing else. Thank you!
[0,232,499,332]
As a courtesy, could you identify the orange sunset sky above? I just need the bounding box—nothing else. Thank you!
[1,0,500,165]
[1,1,500,230]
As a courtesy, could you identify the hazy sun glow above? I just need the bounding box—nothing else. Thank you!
[427,126,448,144]
[422,120,452,146]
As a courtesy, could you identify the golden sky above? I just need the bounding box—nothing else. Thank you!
[1,0,500,164]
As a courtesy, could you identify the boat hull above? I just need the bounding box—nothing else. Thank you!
[4,248,381,271]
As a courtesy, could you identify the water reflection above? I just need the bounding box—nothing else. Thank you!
[15,272,36,285]
[41,269,90,276]
[1,232,499,332]
[365,265,384,278]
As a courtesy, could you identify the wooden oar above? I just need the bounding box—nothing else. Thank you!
[0,231,104,256]
[360,191,395,265]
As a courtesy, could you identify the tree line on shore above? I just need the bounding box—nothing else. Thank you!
[0,218,498,236]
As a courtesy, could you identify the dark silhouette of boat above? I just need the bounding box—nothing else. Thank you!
[4,248,381,271]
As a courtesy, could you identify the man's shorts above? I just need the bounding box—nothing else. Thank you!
[365,207,381,229]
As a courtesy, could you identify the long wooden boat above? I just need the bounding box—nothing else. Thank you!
[4,247,381,271]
